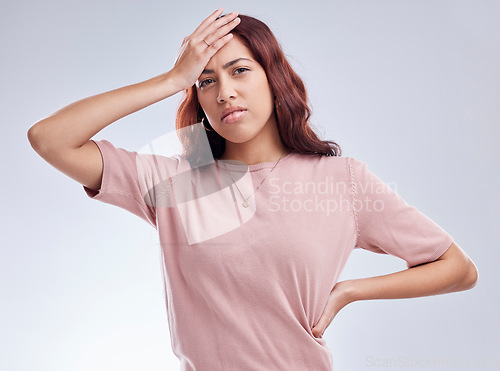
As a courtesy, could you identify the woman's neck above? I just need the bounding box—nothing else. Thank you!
[220,144,290,165]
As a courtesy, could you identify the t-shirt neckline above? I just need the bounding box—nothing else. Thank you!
[215,151,296,172]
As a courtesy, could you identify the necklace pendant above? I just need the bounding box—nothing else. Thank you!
[242,201,249,208]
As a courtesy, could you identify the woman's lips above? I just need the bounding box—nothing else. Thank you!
[222,110,247,124]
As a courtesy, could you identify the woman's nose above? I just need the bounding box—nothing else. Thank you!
[217,80,237,103]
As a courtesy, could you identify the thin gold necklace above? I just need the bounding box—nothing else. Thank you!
[219,148,289,208]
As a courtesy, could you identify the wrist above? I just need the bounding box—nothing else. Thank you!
[163,69,189,95]
[149,70,185,100]
[337,279,358,306]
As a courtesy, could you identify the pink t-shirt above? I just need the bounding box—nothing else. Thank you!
[83,139,454,370]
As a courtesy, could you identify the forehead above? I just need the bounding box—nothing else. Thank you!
[204,36,254,68]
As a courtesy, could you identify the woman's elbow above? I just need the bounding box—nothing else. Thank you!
[461,259,478,290]
[439,242,478,291]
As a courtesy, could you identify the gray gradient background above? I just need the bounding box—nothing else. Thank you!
[3,0,499,370]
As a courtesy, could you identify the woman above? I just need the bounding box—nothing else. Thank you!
[28,8,478,370]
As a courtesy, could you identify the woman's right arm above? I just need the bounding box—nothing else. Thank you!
[27,7,240,193]
[27,71,182,192]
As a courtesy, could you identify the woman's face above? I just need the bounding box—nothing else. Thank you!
[195,36,276,144]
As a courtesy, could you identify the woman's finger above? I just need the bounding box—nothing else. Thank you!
[311,281,353,338]
[191,7,224,36]
[311,314,333,338]
[203,16,240,47]
[195,10,239,43]
[203,33,234,54]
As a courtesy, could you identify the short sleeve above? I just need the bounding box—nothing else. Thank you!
[348,157,454,268]
[83,139,158,230]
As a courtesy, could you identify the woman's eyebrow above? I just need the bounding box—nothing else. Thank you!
[201,58,253,75]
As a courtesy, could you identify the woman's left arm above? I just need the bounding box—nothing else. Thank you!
[312,242,478,338]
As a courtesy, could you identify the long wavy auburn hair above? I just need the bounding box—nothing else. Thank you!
[174,14,342,166]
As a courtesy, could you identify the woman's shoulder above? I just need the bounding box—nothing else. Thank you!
[289,151,359,166]
[286,151,362,177]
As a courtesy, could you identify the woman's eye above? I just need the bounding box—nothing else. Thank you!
[199,79,213,88]
[199,68,249,88]
[234,67,249,74]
